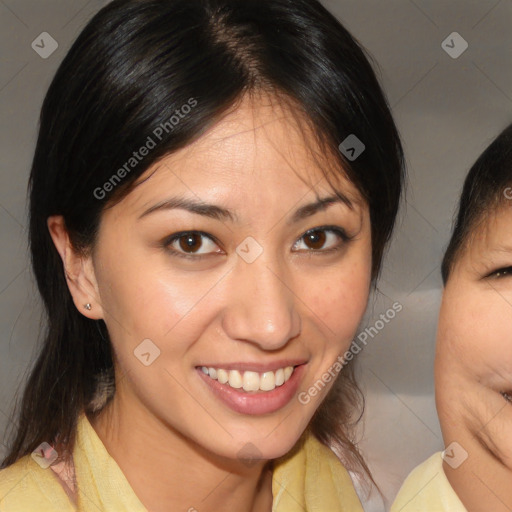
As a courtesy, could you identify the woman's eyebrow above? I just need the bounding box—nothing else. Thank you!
[137,193,353,223]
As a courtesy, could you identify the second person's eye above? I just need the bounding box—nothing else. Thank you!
[488,266,512,279]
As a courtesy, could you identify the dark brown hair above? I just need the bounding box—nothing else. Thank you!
[1,0,404,488]
[441,123,512,284]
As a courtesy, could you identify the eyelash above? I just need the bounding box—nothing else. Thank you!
[161,226,353,261]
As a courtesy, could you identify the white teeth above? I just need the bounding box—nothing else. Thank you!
[260,371,275,391]
[228,370,243,389]
[201,365,295,392]
[217,368,229,384]
[243,371,260,392]
[275,368,285,387]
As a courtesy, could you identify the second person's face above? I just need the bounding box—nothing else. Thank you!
[436,206,512,508]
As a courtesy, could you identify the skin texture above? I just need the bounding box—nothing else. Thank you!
[436,206,512,512]
[47,93,372,512]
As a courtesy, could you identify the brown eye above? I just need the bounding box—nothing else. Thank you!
[304,230,327,250]
[164,231,221,259]
[490,266,512,278]
[292,226,350,253]
[178,233,203,253]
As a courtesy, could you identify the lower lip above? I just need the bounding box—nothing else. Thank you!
[196,364,306,415]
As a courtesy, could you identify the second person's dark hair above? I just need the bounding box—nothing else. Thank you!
[441,123,512,283]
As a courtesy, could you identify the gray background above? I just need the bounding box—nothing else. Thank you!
[1,0,511,510]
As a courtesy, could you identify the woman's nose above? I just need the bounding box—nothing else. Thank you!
[221,253,301,351]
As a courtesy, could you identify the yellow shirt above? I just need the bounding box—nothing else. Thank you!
[0,412,363,511]
[391,452,467,512]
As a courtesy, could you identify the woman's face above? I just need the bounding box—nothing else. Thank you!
[88,95,372,462]
[436,206,512,469]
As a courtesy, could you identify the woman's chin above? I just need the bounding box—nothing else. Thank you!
[207,431,306,465]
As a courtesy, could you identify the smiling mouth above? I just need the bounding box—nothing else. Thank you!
[199,365,296,393]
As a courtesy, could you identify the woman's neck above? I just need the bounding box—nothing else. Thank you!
[88,397,274,512]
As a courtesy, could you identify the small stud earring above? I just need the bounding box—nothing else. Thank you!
[84,303,92,311]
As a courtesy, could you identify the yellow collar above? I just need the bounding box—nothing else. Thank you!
[61,411,363,511]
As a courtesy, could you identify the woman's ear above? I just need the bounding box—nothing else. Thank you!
[47,215,104,320]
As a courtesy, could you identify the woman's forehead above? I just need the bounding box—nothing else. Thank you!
[451,206,512,277]
[118,97,364,212]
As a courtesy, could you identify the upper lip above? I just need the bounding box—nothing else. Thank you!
[196,360,308,372]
